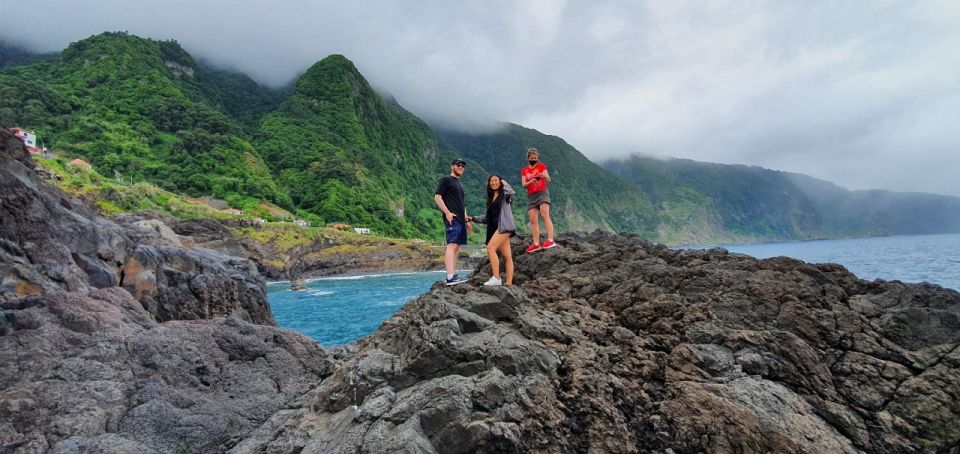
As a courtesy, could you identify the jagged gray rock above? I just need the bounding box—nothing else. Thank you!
[2,124,959,453]
[0,125,328,453]
[0,288,331,452]
[235,233,960,453]
[0,127,273,324]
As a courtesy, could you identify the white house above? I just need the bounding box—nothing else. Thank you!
[11,128,36,148]
[11,127,43,154]
[353,227,371,235]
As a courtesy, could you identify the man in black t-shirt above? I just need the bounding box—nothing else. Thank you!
[434,159,472,285]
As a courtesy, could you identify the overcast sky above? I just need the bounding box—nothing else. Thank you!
[2,0,958,196]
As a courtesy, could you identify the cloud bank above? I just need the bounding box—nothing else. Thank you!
[2,0,958,196]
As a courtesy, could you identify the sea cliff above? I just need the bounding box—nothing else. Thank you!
[2,126,959,452]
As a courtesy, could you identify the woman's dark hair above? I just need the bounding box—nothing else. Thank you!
[486,174,503,208]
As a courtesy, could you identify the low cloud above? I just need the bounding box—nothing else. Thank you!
[3,1,958,196]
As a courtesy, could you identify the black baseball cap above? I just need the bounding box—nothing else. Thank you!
[451,159,467,166]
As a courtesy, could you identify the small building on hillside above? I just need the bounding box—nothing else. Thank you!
[294,219,309,227]
[353,227,371,235]
[220,208,243,216]
[10,127,44,155]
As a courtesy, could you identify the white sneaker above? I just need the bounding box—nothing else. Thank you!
[483,276,502,286]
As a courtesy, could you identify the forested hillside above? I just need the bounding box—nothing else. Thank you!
[3,31,958,244]
[0,33,497,239]
[0,42,52,69]
[438,124,660,236]
[253,55,473,237]
[0,32,286,207]
[604,155,960,242]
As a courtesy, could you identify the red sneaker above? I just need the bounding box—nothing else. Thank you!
[525,243,542,253]
[541,240,557,249]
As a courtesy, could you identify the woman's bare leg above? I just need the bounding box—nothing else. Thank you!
[539,204,554,242]
[528,208,540,244]
[487,233,509,279]
[498,236,514,285]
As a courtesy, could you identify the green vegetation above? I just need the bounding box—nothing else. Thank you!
[236,222,325,250]
[0,32,286,206]
[5,32,958,247]
[0,34,468,241]
[437,124,660,236]
[233,221,442,254]
[604,155,960,241]
[253,55,465,239]
[34,154,229,219]
[0,43,53,69]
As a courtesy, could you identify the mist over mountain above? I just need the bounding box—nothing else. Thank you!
[2,32,959,243]
[0,42,54,69]
[602,155,960,243]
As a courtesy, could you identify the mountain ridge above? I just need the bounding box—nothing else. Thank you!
[602,154,960,243]
[3,31,959,244]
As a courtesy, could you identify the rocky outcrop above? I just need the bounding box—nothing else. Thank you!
[0,125,329,452]
[236,233,960,453]
[4,123,960,452]
[168,218,453,280]
[0,128,127,299]
[0,128,273,324]
[0,287,330,452]
[119,244,274,324]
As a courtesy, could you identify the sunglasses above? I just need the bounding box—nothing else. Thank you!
[454,163,466,168]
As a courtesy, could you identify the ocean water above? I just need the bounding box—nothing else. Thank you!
[266,271,457,346]
[688,233,960,291]
[268,234,959,346]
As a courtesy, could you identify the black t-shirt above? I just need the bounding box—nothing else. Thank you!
[435,175,465,222]
[484,196,502,244]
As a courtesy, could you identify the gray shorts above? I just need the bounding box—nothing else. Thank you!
[527,188,551,210]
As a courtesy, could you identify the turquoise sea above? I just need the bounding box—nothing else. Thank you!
[266,271,463,346]
[268,234,959,346]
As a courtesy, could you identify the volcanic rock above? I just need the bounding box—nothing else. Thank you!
[3,123,959,453]
[0,127,273,324]
[0,288,330,452]
[235,233,960,453]
[1,125,325,452]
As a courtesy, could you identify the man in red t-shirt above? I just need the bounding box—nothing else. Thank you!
[521,147,556,252]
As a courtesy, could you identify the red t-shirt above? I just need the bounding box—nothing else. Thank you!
[522,162,548,195]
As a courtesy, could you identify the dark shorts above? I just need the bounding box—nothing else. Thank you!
[527,188,551,210]
[444,218,467,245]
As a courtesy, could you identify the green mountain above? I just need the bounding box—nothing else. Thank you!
[4,31,958,245]
[0,32,286,206]
[437,125,660,236]
[0,32,489,239]
[603,155,960,243]
[253,55,482,237]
[0,42,52,69]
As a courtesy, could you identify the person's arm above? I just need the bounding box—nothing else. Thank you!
[501,182,515,205]
[539,165,551,183]
[521,169,535,188]
[434,193,455,223]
